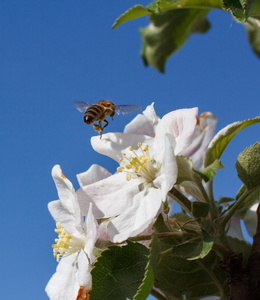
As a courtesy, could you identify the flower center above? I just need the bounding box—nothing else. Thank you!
[52,222,85,262]
[117,143,159,183]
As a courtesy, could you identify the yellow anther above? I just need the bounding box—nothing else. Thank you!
[126,173,131,181]
[143,145,149,152]
[117,166,124,172]
[119,158,123,162]
[56,222,61,229]
[125,163,132,169]
[138,142,141,148]
[129,146,133,151]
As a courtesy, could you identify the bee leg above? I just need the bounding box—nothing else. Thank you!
[99,120,104,139]
[102,119,109,130]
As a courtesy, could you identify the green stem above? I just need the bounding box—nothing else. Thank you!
[206,180,219,220]
[218,188,254,234]
[196,260,226,300]
[168,187,192,215]
[128,231,189,242]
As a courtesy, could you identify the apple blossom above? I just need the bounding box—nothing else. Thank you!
[77,131,177,243]
[46,165,99,300]
[77,107,215,243]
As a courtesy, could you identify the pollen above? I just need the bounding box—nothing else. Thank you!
[52,222,85,262]
[118,143,159,183]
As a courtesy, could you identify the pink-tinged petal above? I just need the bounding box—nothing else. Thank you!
[155,108,198,155]
[91,133,151,162]
[48,200,80,237]
[77,164,111,187]
[124,103,160,137]
[98,221,110,240]
[153,134,177,199]
[46,253,79,300]
[181,112,217,169]
[83,203,98,263]
[108,187,162,243]
[77,250,92,290]
[244,203,258,237]
[77,172,140,218]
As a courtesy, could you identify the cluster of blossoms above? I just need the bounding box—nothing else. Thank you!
[46,103,223,300]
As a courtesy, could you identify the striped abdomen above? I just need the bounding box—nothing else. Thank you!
[83,105,104,124]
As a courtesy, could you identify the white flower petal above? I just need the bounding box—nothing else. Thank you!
[48,200,79,237]
[153,133,177,199]
[227,216,244,240]
[124,103,160,136]
[77,164,111,188]
[244,203,258,237]
[46,253,79,300]
[108,187,162,243]
[91,132,150,162]
[77,250,92,290]
[181,112,217,169]
[83,203,98,263]
[52,165,76,215]
[77,172,140,218]
[51,165,82,235]
[155,108,198,155]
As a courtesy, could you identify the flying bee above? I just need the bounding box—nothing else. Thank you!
[75,100,141,138]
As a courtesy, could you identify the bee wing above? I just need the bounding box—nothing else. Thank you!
[74,101,93,113]
[115,105,142,116]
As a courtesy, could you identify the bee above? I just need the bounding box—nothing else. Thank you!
[75,100,141,138]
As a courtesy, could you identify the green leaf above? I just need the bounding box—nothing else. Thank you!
[244,0,260,18]
[113,0,222,29]
[228,187,260,218]
[222,0,246,22]
[196,159,224,182]
[218,196,234,204]
[204,117,260,168]
[178,181,205,202]
[245,19,260,58]
[140,8,210,72]
[147,0,222,12]
[176,156,196,184]
[154,250,228,299]
[90,241,149,300]
[189,228,213,260]
[112,5,151,29]
[133,262,154,300]
[235,142,260,190]
[192,201,210,218]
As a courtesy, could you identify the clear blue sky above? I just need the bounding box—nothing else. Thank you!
[1,1,259,299]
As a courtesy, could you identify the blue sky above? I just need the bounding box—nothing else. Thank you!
[1,1,259,299]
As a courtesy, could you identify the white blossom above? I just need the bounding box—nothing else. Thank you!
[46,165,99,300]
[77,107,212,243]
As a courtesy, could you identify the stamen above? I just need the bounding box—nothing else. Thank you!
[52,223,85,262]
[118,143,159,184]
